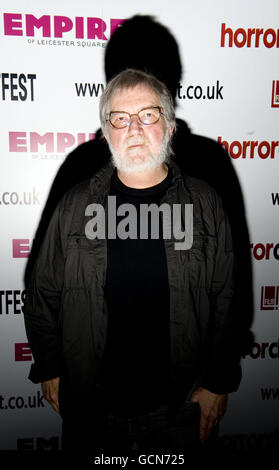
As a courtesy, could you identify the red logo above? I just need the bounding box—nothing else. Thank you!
[217,137,279,159]
[3,13,124,40]
[250,242,279,260]
[242,339,279,359]
[15,343,32,361]
[261,286,279,310]
[9,132,95,153]
[220,23,279,48]
[271,81,279,108]
[12,239,32,258]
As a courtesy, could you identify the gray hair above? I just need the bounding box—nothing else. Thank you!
[99,69,176,133]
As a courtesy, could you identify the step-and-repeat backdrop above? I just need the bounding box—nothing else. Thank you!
[0,0,278,452]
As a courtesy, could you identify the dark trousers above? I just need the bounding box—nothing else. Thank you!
[61,400,222,463]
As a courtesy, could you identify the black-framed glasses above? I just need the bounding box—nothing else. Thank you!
[106,106,164,129]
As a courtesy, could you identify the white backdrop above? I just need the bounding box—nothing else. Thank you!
[0,0,278,451]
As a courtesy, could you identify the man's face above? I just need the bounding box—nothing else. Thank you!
[104,84,173,173]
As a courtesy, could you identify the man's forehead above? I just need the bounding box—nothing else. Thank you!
[109,83,160,108]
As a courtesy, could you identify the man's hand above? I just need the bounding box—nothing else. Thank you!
[190,387,227,443]
[41,377,60,414]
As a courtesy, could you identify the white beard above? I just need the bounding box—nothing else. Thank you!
[107,131,171,174]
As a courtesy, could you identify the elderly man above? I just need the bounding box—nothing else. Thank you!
[23,69,241,458]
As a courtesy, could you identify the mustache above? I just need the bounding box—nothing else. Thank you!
[126,138,148,148]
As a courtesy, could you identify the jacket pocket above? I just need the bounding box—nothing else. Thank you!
[64,235,103,289]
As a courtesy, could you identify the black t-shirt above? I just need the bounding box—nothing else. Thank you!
[100,167,172,416]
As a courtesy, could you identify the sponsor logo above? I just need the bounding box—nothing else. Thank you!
[217,136,279,159]
[250,242,279,260]
[0,188,40,206]
[75,82,104,98]
[261,286,279,310]
[261,388,279,400]
[34,39,105,48]
[221,430,279,451]
[17,436,60,451]
[15,342,32,361]
[177,81,223,100]
[242,339,279,359]
[0,391,44,410]
[271,80,279,108]
[12,239,32,258]
[220,23,279,48]
[272,193,279,205]
[3,13,124,47]
[9,131,95,154]
[0,290,26,315]
[0,73,36,101]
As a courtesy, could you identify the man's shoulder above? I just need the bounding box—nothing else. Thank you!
[180,171,221,208]
[59,179,91,212]
[57,162,114,217]
[183,173,215,194]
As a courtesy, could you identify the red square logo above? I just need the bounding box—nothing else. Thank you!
[261,286,279,310]
[271,81,279,108]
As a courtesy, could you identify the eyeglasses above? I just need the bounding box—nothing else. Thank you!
[106,106,164,129]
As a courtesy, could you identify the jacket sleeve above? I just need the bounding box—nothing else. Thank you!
[199,190,242,394]
[23,199,67,384]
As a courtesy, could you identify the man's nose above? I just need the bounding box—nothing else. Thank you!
[128,114,143,133]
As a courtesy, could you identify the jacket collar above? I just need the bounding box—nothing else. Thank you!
[89,157,184,197]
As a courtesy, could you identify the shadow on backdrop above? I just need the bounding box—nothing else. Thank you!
[24,15,254,356]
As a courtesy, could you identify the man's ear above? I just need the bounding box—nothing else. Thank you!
[102,128,109,142]
[168,125,175,139]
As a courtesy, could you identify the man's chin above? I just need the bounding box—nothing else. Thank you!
[119,159,159,174]
[111,153,160,174]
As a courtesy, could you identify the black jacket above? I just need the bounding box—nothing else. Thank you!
[23,159,241,421]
